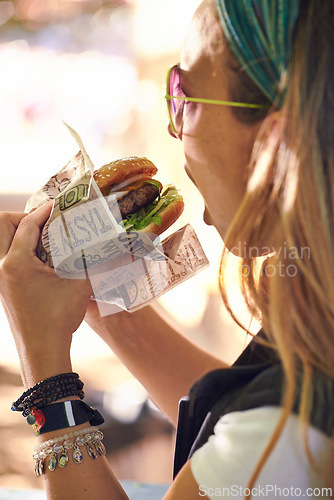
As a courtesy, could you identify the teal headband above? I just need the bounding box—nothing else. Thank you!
[215,0,300,103]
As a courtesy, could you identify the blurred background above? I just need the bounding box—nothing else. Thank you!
[0,0,260,492]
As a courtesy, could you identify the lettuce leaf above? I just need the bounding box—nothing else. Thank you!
[121,185,181,231]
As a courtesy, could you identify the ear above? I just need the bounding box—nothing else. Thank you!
[268,108,287,133]
[251,107,287,152]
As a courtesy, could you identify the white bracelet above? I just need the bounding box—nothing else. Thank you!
[33,428,106,477]
[33,425,98,454]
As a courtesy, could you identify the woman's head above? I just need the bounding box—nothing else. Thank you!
[174,0,334,286]
[173,0,268,240]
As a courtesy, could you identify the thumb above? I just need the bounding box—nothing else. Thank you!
[10,201,54,257]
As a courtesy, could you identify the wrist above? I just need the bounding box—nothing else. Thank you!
[20,351,73,388]
[11,372,87,435]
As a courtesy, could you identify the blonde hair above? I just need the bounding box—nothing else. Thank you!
[219,0,334,494]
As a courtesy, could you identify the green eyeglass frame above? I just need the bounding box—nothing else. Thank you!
[165,64,266,135]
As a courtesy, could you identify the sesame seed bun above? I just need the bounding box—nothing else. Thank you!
[93,156,157,195]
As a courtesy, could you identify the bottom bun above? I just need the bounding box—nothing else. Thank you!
[138,198,184,236]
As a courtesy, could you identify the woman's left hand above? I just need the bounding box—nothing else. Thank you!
[0,203,92,387]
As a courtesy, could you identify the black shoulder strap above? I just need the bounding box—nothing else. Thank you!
[173,331,277,477]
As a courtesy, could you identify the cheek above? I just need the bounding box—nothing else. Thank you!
[182,106,258,234]
[183,102,254,165]
[183,104,250,191]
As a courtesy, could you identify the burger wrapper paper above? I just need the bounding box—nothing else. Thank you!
[25,125,209,317]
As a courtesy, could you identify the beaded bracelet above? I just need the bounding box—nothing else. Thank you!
[34,425,98,455]
[23,382,84,413]
[12,373,81,411]
[33,428,106,477]
[11,373,85,425]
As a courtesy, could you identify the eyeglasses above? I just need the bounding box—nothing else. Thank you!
[165,64,266,136]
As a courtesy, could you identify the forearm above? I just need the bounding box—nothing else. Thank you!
[86,303,228,425]
[17,360,128,500]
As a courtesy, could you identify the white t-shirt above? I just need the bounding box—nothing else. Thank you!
[190,406,331,499]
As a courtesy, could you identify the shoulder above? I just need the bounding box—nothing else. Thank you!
[190,407,331,497]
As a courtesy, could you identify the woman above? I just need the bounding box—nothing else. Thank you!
[1,0,333,498]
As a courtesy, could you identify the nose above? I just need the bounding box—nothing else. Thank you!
[167,122,182,140]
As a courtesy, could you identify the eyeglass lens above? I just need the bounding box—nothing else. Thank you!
[168,66,186,134]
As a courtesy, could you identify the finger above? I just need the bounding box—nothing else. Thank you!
[9,201,54,257]
[0,211,28,259]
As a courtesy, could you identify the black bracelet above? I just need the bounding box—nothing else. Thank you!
[11,373,84,417]
[21,381,85,417]
[30,400,105,435]
[24,388,85,419]
[12,373,80,407]
[12,372,80,410]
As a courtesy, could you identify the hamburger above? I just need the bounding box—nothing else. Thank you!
[93,156,184,236]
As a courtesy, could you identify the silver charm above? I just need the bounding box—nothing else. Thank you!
[48,455,57,472]
[58,449,68,468]
[35,459,44,477]
[35,461,41,477]
[73,445,83,464]
[85,442,97,459]
[94,440,106,456]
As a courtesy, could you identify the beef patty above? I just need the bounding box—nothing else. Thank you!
[109,183,160,221]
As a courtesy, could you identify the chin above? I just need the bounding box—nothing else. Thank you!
[203,207,213,226]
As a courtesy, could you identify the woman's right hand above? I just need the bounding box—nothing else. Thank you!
[0,205,92,387]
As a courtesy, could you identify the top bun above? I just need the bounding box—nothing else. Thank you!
[93,156,158,195]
